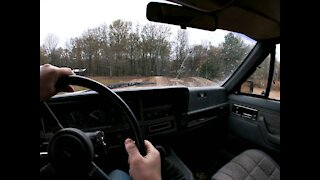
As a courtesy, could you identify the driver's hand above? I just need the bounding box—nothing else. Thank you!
[40,64,75,101]
[124,138,161,180]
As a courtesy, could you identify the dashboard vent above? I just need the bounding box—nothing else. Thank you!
[148,121,172,132]
[144,105,174,121]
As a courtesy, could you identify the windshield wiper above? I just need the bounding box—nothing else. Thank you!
[107,82,156,89]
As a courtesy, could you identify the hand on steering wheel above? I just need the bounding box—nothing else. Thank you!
[40,75,146,179]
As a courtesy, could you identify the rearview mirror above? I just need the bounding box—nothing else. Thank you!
[146,2,216,31]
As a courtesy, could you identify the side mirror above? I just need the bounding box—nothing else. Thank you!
[146,2,216,31]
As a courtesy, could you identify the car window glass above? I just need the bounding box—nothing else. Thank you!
[240,44,280,100]
[40,0,256,91]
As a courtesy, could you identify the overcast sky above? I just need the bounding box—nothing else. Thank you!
[40,0,233,47]
[40,0,279,60]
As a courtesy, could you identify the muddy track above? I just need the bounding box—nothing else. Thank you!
[130,76,214,87]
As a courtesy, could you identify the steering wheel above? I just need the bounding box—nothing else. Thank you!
[40,75,146,179]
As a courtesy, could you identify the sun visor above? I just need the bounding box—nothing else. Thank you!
[146,2,216,31]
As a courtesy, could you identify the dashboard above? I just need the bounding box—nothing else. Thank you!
[40,87,190,149]
[40,85,231,177]
[40,86,229,152]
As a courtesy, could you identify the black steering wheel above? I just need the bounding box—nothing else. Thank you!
[40,75,146,179]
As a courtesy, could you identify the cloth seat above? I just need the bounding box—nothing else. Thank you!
[212,149,280,180]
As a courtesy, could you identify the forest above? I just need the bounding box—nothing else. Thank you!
[40,19,280,85]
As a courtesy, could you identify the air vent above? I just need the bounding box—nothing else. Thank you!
[148,121,172,133]
[144,105,174,121]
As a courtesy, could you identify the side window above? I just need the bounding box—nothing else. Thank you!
[271,58,280,100]
[240,44,280,100]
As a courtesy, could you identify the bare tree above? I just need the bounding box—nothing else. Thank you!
[140,23,171,76]
[109,19,132,76]
[173,29,189,77]
[43,33,60,63]
[43,33,59,53]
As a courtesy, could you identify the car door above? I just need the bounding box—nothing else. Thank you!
[225,43,280,161]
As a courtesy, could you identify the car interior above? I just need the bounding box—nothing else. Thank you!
[40,0,280,179]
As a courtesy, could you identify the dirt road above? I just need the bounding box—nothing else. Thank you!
[129,76,215,87]
[79,76,280,100]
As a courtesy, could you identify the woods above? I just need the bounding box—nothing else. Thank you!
[40,19,279,82]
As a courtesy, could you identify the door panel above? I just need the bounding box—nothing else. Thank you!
[228,94,280,153]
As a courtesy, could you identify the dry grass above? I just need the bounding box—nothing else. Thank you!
[269,90,280,100]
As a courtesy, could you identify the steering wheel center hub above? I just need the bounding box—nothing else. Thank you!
[49,128,94,172]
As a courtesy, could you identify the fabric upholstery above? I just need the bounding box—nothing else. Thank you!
[212,149,280,180]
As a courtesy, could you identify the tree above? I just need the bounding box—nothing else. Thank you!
[140,23,171,76]
[200,45,220,79]
[218,33,251,77]
[79,28,102,75]
[173,29,189,74]
[40,46,48,65]
[109,19,132,76]
[43,33,59,64]
[96,24,110,76]
[128,25,141,75]
[69,37,84,69]
[190,44,209,78]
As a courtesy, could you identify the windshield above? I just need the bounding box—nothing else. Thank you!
[40,0,256,91]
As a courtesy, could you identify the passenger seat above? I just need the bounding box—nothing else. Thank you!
[212,149,280,180]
